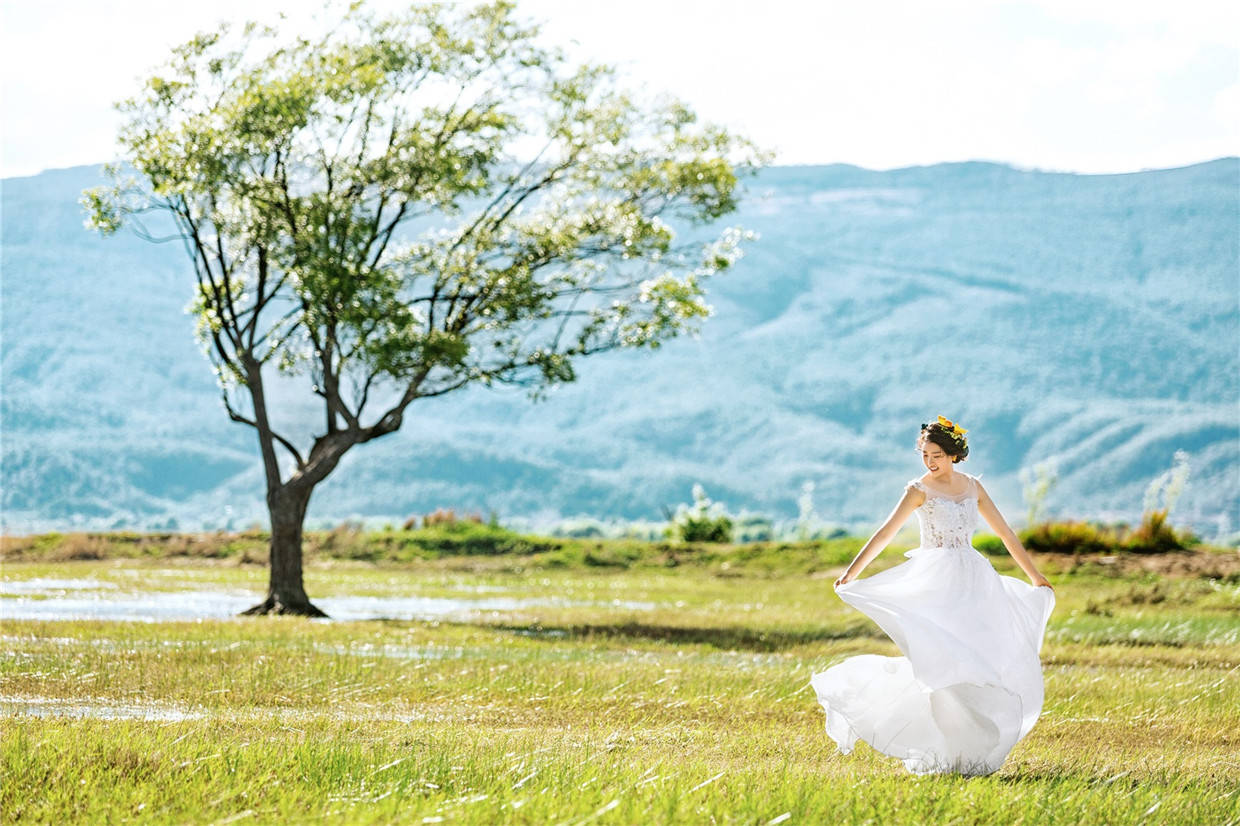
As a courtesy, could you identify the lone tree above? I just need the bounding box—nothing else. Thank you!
[84,0,769,616]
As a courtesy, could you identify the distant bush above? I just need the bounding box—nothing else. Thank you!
[309,521,553,561]
[422,508,485,528]
[50,533,109,561]
[1123,510,1197,553]
[1127,450,1194,552]
[678,516,733,543]
[1020,520,1117,555]
[1006,516,1196,556]
[670,484,734,543]
[321,521,364,551]
[973,533,1005,556]
[1007,449,1198,554]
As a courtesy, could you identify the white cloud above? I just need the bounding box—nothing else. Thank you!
[1,0,1235,177]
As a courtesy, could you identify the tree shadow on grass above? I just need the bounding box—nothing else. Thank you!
[477,620,884,652]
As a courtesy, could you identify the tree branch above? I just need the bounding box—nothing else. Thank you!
[219,386,306,469]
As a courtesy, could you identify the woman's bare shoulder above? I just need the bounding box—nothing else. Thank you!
[967,472,991,497]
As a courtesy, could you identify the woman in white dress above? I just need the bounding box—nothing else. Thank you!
[811,416,1056,776]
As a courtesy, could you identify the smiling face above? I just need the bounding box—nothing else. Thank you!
[918,436,956,476]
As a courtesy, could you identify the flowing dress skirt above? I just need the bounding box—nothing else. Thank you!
[811,544,1055,776]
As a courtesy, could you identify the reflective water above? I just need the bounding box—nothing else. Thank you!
[0,695,205,722]
[0,695,432,723]
[0,578,655,622]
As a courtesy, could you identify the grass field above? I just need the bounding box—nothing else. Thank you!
[2,533,1238,824]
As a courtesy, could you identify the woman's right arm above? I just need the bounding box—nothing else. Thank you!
[834,486,924,588]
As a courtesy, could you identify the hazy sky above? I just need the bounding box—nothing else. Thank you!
[1,0,1236,178]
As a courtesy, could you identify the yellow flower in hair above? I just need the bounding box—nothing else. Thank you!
[937,415,967,441]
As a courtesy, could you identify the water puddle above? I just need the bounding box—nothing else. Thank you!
[0,578,654,622]
[0,696,205,722]
[0,578,119,593]
[0,695,433,724]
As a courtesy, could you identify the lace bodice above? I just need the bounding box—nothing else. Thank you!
[906,474,980,550]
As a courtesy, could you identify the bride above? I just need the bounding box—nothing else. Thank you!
[811,416,1056,776]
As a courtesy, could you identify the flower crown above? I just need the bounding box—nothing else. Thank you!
[921,415,969,449]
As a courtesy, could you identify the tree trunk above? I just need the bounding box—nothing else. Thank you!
[241,485,327,617]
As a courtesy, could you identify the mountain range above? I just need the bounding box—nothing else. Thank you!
[2,158,1237,541]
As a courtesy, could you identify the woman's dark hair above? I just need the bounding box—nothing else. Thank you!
[918,421,969,463]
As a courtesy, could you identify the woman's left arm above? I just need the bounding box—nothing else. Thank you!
[976,481,1053,589]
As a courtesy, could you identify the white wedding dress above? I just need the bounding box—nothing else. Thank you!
[810,472,1055,776]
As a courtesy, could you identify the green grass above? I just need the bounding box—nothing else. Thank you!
[0,525,873,575]
[2,544,1239,824]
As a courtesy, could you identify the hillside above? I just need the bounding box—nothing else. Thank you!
[2,159,1236,538]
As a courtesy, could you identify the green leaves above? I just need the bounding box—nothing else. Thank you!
[80,187,122,235]
[84,0,772,424]
[366,325,471,379]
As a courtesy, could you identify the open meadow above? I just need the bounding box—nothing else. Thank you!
[2,530,1238,824]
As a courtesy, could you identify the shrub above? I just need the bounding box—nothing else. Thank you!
[320,521,364,552]
[1009,449,1199,554]
[973,533,1006,556]
[1019,520,1116,555]
[1127,451,1195,553]
[670,484,734,543]
[403,521,549,556]
[1124,509,1196,553]
[422,508,484,528]
[51,533,108,561]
